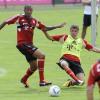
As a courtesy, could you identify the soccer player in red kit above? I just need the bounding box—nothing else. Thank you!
[0,5,66,88]
[87,59,100,100]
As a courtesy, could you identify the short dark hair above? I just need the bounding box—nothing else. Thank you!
[70,25,79,31]
[24,5,32,10]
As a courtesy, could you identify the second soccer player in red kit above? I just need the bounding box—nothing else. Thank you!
[0,5,66,88]
[87,59,100,100]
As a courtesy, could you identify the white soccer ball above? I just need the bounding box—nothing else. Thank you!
[49,85,61,97]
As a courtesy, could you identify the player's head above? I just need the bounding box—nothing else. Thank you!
[70,25,79,38]
[24,5,33,17]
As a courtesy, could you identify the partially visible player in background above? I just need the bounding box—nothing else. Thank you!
[87,59,100,100]
[0,5,66,88]
[51,25,100,87]
[81,0,99,39]
[52,0,56,7]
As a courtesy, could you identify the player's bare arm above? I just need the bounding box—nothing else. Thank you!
[0,22,7,30]
[42,30,55,41]
[44,22,66,31]
[89,47,100,53]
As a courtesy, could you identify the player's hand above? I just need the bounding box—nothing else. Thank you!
[57,22,66,28]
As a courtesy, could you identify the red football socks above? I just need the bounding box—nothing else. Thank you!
[22,68,33,82]
[64,67,79,82]
[38,59,45,82]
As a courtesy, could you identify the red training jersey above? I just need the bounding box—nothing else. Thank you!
[87,61,100,87]
[5,14,46,45]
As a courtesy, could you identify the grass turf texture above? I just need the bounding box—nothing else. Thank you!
[0,5,100,100]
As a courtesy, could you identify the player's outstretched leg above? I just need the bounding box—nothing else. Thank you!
[58,60,83,83]
[57,59,84,87]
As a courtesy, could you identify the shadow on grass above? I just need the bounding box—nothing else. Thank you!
[15,86,49,94]
[61,86,86,92]
[16,85,86,95]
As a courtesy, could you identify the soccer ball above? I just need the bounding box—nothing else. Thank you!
[49,85,61,97]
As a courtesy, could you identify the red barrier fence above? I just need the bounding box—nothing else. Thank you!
[0,0,52,5]
[0,0,81,6]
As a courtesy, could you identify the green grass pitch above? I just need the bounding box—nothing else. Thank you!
[0,5,100,100]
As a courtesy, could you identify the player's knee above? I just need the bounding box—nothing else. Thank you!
[30,65,37,72]
[39,54,45,59]
[60,60,69,68]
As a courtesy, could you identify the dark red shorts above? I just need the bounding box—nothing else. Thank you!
[16,44,38,62]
